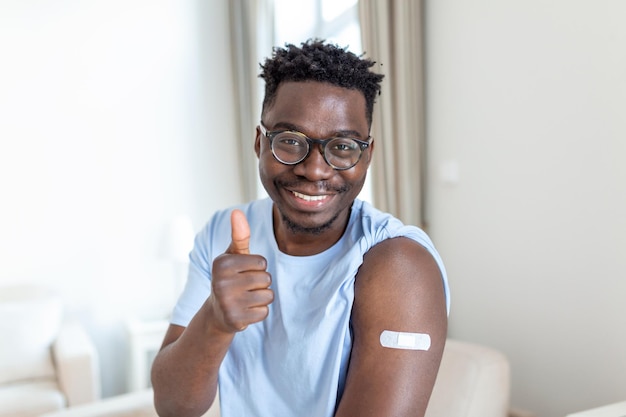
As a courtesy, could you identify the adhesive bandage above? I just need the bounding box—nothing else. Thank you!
[379,330,431,351]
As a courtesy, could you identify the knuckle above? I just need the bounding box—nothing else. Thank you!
[221,308,247,331]
[257,305,270,320]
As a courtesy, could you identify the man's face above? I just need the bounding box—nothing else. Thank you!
[255,81,373,238]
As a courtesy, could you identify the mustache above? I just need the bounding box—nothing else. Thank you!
[274,179,350,194]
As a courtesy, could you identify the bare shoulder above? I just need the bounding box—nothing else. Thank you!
[358,236,443,289]
[335,237,448,417]
[353,236,447,340]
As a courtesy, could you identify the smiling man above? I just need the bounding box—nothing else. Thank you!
[151,39,450,417]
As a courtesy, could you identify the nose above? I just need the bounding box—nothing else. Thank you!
[292,144,334,181]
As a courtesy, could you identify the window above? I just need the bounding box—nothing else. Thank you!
[273,0,360,53]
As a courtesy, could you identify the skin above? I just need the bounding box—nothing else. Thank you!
[151,81,448,417]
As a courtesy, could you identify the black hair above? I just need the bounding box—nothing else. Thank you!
[259,39,384,126]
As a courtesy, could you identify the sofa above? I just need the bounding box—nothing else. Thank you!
[40,339,534,417]
[0,285,100,417]
[39,389,219,417]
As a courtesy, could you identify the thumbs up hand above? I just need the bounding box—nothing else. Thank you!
[226,209,251,255]
[208,209,274,333]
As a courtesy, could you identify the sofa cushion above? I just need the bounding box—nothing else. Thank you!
[0,285,63,384]
[39,389,158,417]
[39,389,221,417]
[0,379,66,416]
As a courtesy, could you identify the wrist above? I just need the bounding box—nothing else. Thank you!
[202,296,240,338]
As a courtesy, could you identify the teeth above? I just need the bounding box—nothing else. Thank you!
[293,191,327,202]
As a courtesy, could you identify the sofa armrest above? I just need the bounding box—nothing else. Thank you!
[53,322,101,405]
[39,389,221,417]
[426,339,511,417]
[39,389,156,417]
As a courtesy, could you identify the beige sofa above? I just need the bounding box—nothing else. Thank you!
[0,285,100,417]
[40,339,534,417]
[39,389,219,417]
[428,339,534,417]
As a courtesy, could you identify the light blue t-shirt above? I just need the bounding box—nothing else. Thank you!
[171,198,450,417]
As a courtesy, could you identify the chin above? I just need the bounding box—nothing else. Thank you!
[279,210,340,236]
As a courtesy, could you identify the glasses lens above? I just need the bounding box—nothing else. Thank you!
[325,138,361,169]
[271,132,309,164]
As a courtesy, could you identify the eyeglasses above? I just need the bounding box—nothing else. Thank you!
[259,122,371,170]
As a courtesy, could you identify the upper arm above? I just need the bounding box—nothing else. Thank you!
[335,237,448,417]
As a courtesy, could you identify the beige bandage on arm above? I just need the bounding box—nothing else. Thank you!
[379,330,431,351]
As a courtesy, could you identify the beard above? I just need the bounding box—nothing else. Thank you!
[279,209,342,235]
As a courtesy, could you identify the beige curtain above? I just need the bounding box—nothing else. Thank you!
[229,0,274,201]
[359,0,427,228]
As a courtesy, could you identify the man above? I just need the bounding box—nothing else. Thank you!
[152,39,450,417]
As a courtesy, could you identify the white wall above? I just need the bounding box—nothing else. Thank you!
[425,1,626,416]
[0,0,242,397]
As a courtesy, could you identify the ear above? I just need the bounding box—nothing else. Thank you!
[254,126,262,158]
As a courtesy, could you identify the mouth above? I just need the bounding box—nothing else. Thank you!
[292,191,330,202]
[274,179,348,212]
[286,189,333,209]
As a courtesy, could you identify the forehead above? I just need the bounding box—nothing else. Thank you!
[265,81,368,135]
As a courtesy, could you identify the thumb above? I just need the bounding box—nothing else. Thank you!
[227,209,250,255]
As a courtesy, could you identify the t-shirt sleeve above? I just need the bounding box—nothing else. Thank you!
[170,213,220,327]
[356,200,451,316]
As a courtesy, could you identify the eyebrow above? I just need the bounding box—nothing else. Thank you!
[271,121,365,140]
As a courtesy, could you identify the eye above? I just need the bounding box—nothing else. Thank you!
[329,138,359,153]
[280,138,302,146]
[275,133,305,147]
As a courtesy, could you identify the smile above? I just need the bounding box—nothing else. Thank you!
[292,191,329,202]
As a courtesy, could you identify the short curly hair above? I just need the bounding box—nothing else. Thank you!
[259,39,384,127]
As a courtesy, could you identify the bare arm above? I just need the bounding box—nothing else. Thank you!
[151,315,232,416]
[151,210,273,417]
[335,237,448,417]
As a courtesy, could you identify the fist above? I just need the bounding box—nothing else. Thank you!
[209,209,273,333]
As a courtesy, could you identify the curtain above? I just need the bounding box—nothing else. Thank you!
[229,0,274,202]
[358,0,427,228]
